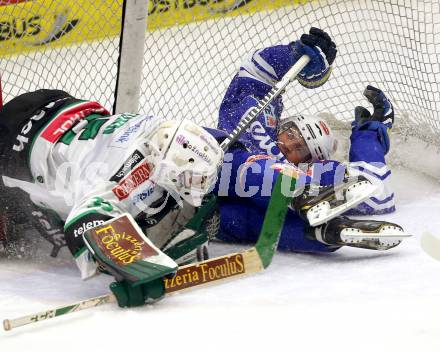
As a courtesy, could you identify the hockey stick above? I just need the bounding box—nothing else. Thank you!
[3,174,296,331]
[3,55,310,331]
[220,54,310,151]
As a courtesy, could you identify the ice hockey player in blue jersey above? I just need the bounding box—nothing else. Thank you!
[212,28,406,253]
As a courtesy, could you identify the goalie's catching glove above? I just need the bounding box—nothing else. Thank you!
[291,27,337,88]
[352,85,394,154]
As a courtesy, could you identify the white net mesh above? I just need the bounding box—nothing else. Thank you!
[140,0,440,148]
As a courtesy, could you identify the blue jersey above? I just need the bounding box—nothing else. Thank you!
[218,45,292,161]
[212,44,395,253]
[211,147,334,253]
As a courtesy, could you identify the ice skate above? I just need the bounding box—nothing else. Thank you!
[292,175,377,226]
[312,216,411,250]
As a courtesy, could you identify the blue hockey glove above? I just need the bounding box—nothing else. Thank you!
[353,85,394,128]
[291,27,337,88]
[352,85,394,154]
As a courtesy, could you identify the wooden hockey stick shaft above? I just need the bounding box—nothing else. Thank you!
[3,173,296,331]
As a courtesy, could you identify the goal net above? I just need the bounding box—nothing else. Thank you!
[1,0,439,155]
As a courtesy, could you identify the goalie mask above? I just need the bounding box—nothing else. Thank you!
[277,115,337,163]
[146,119,224,207]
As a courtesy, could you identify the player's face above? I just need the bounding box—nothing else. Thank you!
[277,122,312,164]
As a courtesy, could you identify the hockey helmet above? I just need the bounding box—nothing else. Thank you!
[278,114,337,162]
[146,119,223,207]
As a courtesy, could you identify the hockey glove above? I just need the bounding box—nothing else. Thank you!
[110,278,166,308]
[352,85,394,154]
[291,27,337,88]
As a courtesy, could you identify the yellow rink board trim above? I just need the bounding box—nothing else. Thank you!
[0,0,311,56]
[0,0,123,56]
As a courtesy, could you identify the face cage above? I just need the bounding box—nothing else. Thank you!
[277,121,313,163]
[152,159,218,207]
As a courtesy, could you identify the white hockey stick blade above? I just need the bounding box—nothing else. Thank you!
[307,181,378,227]
[420,232,440,261]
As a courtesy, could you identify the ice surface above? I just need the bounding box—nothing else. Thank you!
[1,167,440,352]
[1,2,440,349]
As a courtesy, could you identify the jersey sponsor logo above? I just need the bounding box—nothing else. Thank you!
[262,104,277,128]
[12,106,48,152]
[176,134,212,163]
[110,115,154,147]
[12,98,69,152]
[65,212,111,255]
[103,113,137,135]
[40,102,109,143]
[73,220,105,238]
[110,150,144,183]
[248,120,284,159]
[265,115,277,128]
[112,162,152,200]
[114,121,142,143]
[132,186,156,205]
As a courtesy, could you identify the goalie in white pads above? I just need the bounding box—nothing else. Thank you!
[0,89,224,306]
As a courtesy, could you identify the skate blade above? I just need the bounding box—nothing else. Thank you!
[307,181,378,227]
[340,226,411,250]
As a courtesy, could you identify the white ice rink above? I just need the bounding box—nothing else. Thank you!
[1,1,440,350]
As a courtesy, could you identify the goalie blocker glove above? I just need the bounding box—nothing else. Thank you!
[352,85,394,154]
[291,27,337,88]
